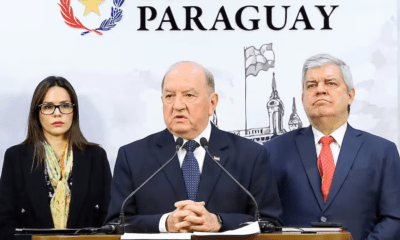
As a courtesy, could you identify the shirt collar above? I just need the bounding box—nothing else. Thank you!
[312,122,348,147]
[173,121,212,149]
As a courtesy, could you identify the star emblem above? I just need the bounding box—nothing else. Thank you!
[79,0,105,16]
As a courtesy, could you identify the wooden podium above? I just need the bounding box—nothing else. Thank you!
[32,236,120,240]
[192,232,351,240]
[31,232,351,240]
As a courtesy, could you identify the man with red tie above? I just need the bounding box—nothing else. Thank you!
[264,54,400,240]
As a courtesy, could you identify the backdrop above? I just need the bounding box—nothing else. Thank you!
[0,0,398,173]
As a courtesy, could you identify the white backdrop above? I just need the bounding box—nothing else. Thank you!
[0,0,398,173]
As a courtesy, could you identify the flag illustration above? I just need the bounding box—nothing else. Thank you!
[245,43,275,77]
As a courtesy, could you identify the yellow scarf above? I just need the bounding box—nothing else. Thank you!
[44,142,73,229]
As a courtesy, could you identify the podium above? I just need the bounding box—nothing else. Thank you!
[192,233,351,240]
[32,237,120,240]
[30,232,351,240]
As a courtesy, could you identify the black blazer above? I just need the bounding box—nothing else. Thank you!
[0,143,112,239]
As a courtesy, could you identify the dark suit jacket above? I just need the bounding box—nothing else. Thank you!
[0,144,112,239]
[106,124,282,232]
[264,125,400,240]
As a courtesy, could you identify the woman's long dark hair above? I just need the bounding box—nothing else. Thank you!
[23,76,96,167]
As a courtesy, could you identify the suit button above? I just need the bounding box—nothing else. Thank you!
[321,216,327,222]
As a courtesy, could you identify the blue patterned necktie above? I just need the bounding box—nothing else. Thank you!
[182,140,200,201]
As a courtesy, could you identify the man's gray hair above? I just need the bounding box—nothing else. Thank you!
[302,54,354,93]
[161,61,215,94]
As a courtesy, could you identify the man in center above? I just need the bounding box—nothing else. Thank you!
[106,61,282,232]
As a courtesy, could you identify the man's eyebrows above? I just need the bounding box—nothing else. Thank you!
[163,89,174,94]
[305,78,337,83]
[182,88,196,93]
[305,80,317,83]
[163,88,198,93]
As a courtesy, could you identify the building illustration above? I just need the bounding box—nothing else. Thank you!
[212,43,303,144]
[267,72,286,135]
[288,97,303,131]
[228,72,302,144]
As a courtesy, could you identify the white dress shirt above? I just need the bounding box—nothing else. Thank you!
[159,121,212,232]
[174,121,212,173]
[312,122,347,166]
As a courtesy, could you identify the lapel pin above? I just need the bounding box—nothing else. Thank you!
[213,156,220,161]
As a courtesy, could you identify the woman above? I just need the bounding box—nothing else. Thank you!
[0,76,112,239]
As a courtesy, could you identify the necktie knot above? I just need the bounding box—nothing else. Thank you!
[320,136,334,146]
[184,140,199,153]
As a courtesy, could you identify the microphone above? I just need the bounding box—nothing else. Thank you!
[103,137,184,234]
[199,137,275,233]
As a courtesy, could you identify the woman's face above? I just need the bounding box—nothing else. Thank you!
[39,86,74,140]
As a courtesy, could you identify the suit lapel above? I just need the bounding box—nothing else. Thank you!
[197,125,227,203]
[295,126,325,210]
[155,129,187,201]
[323,125,362,210]
[67,148,91,227]
[24,145,54,227]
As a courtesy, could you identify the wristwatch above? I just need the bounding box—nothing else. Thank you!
[215,213,223,226]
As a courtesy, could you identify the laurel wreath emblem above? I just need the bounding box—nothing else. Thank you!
[59,0,124,36]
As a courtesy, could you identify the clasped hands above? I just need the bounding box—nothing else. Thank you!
[166,200,221,233]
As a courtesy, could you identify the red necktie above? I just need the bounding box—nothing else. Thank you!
[318,136,335,203]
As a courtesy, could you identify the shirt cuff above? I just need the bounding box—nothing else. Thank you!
[159,212,171,233]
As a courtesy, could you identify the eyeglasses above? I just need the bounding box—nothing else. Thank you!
[38,103,75,115]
